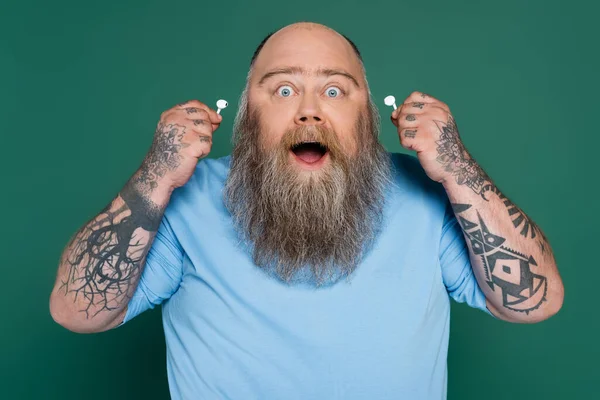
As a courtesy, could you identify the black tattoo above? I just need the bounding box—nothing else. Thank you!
[193,119,204,126]
[404,129,417,138]
[412,102,425,109]
[60,183,165,318]
[480,186,550,254]
[199,136,211,143]
[421,93,429,98]
[185,107,199,114]
[434,115,490,195]
[136,123,190,190]
[438,116,551,254]
[406,114,416,121]
[452,203,548,314]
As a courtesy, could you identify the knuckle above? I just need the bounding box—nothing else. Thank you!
[176,99,193,106]
[188,100,207,109]
[191,121,213,134]
[161,109,178,122]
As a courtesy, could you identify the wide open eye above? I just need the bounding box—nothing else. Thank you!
[325,86,342,98]
[277,85,295,97]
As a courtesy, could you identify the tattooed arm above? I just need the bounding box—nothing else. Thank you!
[392,91,564,323]
[437,125,563,323]
[49,171,173,333]
[442,163,563,323]
[49,99,222,333]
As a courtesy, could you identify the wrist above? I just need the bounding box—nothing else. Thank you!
[128,170,174,208]
[147,182,174,208]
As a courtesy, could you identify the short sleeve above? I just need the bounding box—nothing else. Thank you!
[439,201,493,316]
[116,215,184,327]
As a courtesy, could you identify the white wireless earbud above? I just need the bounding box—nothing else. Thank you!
[384,95,397,110]
[216,99,228,114]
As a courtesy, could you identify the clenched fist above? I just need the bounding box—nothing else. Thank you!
[390,91,477,186]
[137,100,223,191]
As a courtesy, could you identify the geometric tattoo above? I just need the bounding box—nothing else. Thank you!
[436,116,550,254]
[452,203,548,315]
[480,185,550,254]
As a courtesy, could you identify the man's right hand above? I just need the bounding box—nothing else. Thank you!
[139,100,223,191]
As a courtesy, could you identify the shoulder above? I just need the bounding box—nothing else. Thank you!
[387,152,445,196]
[167,154,231,214]
[193,154,231,183]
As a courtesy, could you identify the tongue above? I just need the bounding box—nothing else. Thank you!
[295,148,323,163]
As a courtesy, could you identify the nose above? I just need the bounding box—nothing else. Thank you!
[294,95,325,126]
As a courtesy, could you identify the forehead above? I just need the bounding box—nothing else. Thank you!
[249,27,364,85]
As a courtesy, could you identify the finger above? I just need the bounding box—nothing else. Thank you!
[186,118,216,136]
[391,102,424,124]
[398,128,419,151]
[179,123,213,157]
[402,91,450,112]
[392,102,427,121]
[399,102,449,115]
[401,128,418,139]
[403,91,438,104]
[182,108,222,132]
[176,100,223,126]
[188,135,213,160]
[175,99,195,107]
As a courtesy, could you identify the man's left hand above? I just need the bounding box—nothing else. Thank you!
[390,91,467,185]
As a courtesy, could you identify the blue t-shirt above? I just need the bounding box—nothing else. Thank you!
[118,152,492,400]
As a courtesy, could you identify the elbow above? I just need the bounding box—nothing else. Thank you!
[488,278,564,324]
[541,282,565,321]
[49,291,85,333]
[513,281,565,324]
[536,273,565,323]
[49,290,112,334]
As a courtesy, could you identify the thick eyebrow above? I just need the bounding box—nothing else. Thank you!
[257,66,360,88]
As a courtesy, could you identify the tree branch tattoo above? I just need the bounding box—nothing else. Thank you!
[136,122,190,190]
[59,184,165,319]
[57,120,188,319]
[452,203,548,314]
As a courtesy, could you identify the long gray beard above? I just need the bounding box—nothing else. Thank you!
[223,102,392,286]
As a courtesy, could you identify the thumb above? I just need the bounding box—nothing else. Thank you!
[210,113,223,132]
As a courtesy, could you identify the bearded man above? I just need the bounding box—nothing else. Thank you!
[50,21,564,400]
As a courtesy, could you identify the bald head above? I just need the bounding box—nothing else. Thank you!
[248,22,366,88]
[250,23,364,68]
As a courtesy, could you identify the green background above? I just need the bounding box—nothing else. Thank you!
[1,0,597,398]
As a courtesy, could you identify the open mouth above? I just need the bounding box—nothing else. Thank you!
[290,141,329,164]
